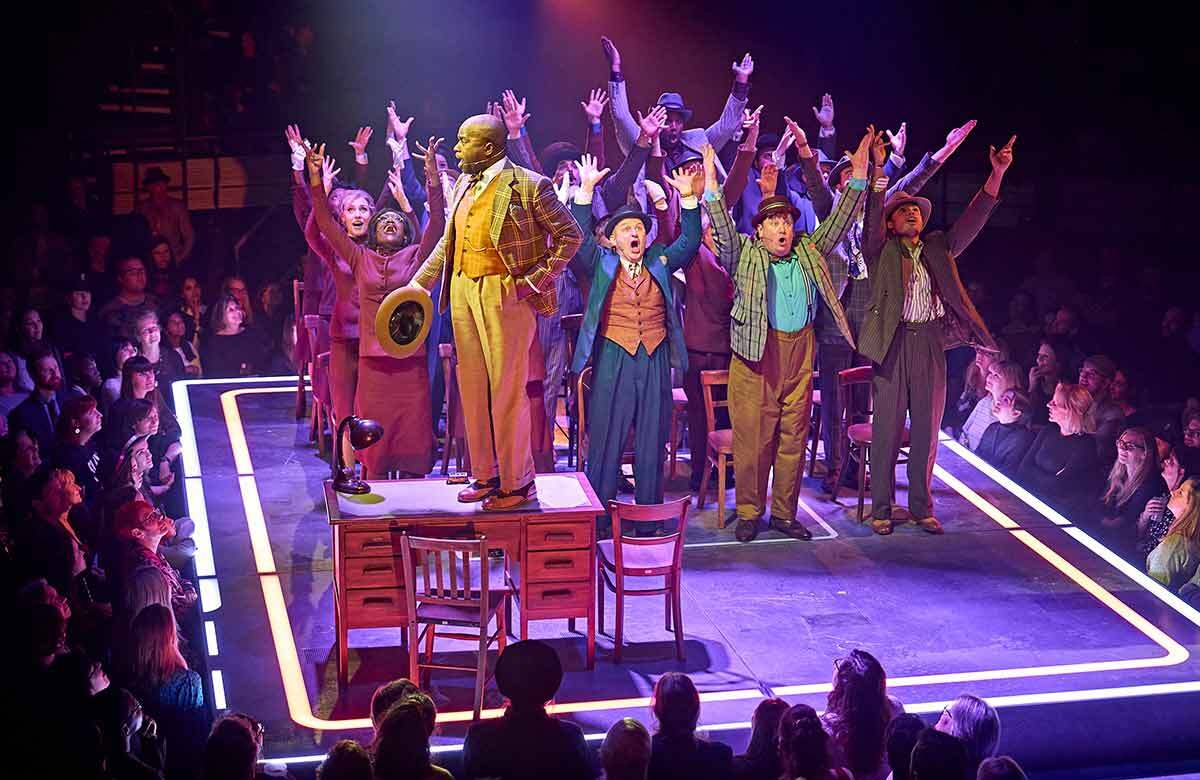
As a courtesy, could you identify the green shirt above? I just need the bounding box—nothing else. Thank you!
[766,253,815,332]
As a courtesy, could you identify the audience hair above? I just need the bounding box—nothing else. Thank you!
[777,703,831,780]
[317,739,373,780]
[826,648,891,774]
[204,714,259,780]
[126,603,187,688]
[742,696,789,765]
[942,694,1001,770]
[600,717,652,780]
[651,672,701,739]
[977,756,1028,780]
[372,699,433,779]
[885,713,927,780]
[1103,426,1159,507]
[910,728,969,780]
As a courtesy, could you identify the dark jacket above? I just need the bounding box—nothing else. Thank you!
[462,707,593,780]
[977,421,1036,474]
[648,732,734,780]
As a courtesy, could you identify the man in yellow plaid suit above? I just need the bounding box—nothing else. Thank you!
[410,115,583,510]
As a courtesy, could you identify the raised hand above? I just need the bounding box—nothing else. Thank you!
[386,101,414,142]
[416,136,443,184]
[601,36,621,72]
[322,153,341,195]
[846,125,875,178]
[732,52,755,83]
[772,129,793,169]
[577,153,610,193]
[742,106,762,150]
[636,105,668,140]
[757,162,779,195]
[387,167,412,212]
[644,179,667,209]
[700,143,718,194]
[990,134,1016,173]
[813,93,835,130]
[933,119,977,162]
[581,88,609,123]
[553,170,572,204]
[501,89,530,136]
[886,122,907,158]
[871,130,888,167]
[285,124,307,170]
[304,142,324,182]
[783,115,810,157]
[348,126,373,160]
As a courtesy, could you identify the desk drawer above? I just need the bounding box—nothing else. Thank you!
[523,581,590,614]
[345,587,408,628]
[525,549,590,583]
[343,530,401,558]
[526,521,592,551]
[344,557,404,589]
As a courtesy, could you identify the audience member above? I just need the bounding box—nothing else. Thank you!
[8,349,67,455]
[202,292,268,378]
[1100,427,1166,555]
[1026,337,1071,428]
[53,271,108,364]
[317,739,372,780]
[976,389,1036,474]
[91,686,166,779]
[976,756,1027,780]
[98,256,159,341]
[1137,443,1188,555]
[822,649,898,780]
[961,360,1024,451]
[138,169,195,267]
[146,235,178,300]
[779,704,850,780]
[602,717,653,780]
[1077,355,1124,459]
[646,671,732,780]
[101,338,139,413]
[114,500,198,619]
[934,694,1000,776]
[883,713,926,780]
[1016,383,1101,513]
[1,427,45,520]
[1146,477,1200,598]
[0,350,25,418]
[909,729,969,780]
[52,394,105,502]
[732,697,788,780]
[132,308,186,390]
[203,713,260,780]
[373,699,453,779]
[165,310,202,377]
[462,640,592,779]
[64,351,104,401]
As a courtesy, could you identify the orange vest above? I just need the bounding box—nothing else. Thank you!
[599,269,667,356]
[453,176,507,279]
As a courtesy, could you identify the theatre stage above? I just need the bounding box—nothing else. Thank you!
[174,377,1200,778]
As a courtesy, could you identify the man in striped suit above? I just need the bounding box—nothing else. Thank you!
[858,134,1015,535]
[708,127,874,542]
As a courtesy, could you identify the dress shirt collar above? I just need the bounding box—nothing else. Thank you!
[471,156,508,194]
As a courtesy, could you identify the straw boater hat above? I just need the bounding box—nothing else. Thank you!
[374,285,433,360]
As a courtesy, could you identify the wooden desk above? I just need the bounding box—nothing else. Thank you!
[325,473,602,682]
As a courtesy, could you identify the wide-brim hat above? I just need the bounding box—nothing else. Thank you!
[541,142,581,176]
[751,195,801,229]
[495,640,562,705]
[756,132,779,151]
[604,204,653,239]
[142,167,170,186]
[883,191,932,228]
[667,147,703,174]
[655,92,693,124]
[374,286,433,360]
[826,155,852,186]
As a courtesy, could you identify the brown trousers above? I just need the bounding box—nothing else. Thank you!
[729,327,815,522]
[450,273,536,491]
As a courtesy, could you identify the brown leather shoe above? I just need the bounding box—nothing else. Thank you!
[482,481,538,511]
[457,477,500,503]
[870,517,894,536]
[914,516,944,534]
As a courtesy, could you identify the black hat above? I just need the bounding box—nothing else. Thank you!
[756,132,779,151]
[541,142,582,176]
[604,205,653,239]
[141,167,170,186]
[667,147,703,174]
[494,640,562,706]
[826,155,852,187]
[655,92,693,124]
[65,272,94,294]
[751,195,801,229]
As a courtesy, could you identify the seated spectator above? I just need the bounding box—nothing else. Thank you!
[822,649,899,780]
[201,293,268,378]
[977,390,1036,474]
[0,350,24,418]
[203,713,260,780]
[146,235,178,300]
[107,355,182,476]
[317,739,372,780]
[125,604,210,775]
[63,351,103,401]
[1146,477,1200,598]
[370,677,423,734]
[1016,383,1102,514]
[645,671,732,780]
[1026,337,1071,428]
[9,349,67,455]
[90,686,166,779]
[961,360,1024,451]
[373,699,452,780]
[257,280,288,351]
[779,704,850,780]
[883,713,926,780]
[114,500,197,621]
[998,290,1040,372]
[1077,355,1124,459]
[976,756,1027,780]
[732,697,788,780]
[81,231,119,305]
[132,308,186,391]
[97,255,159,341]
[934,694,1000,776]
[909,729,969,780]
[949,347,1004,437]
[100,338,138,414]
[1178,410,1200,475]
[1,427,45,520]
[1100,427,1165,554]
[164,310,201,378]
[16,468,89,596]
[463,640,591,779]
[52,395,104,503]
[1138,443,1188,555]
[113,565,173,670]
[52,272,108,366]
[1109,368,1137,420]
[602,717,653,780]
[14,307,66,377]
[222,275,255,326]
[1044,304,1087,375]
[178,275,206,344]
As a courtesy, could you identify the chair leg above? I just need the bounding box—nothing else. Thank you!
[497,601,507,653]
[568,617,576,633]
[717,453,728,529]
[407,622,419,685]
[672,578,685,662]
[857,443,869,523]
[808,406,822,477]
[423,623,436,688]
[474,626,488,721]
[295,368,307,418]
[697,450,712,508]
[665,592,671,631]
[614,589,624,663]
[596,563,606,637]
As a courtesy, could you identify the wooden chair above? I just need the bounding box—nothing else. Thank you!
[667,387,688,479]
[695,370,733,528]
[302,315,332,458]
[807,372,822,477]
[576,366,638,474]
[596,498,689,662]
[835,365,908,522]
[561,313,583,469]
[400,534,508,721]
[293,280,306,419]
[438,343,468,475]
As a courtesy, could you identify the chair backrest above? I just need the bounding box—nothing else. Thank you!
[700,370,730,435]
[837,365,874,426]
[576,366,593,468]
[400,534,490,624]
[607,497,689,576]
[561,312,583,372]
[302,314,331,363]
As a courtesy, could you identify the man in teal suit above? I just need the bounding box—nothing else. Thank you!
[569,151,704,522]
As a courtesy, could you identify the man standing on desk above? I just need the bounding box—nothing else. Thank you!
[858,134,1016,536]
[407,114,583,511]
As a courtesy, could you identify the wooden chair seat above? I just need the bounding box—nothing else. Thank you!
[416,590,507,624]
[706,428,733,453]
[847,423,910,446]
[597,538,674,573]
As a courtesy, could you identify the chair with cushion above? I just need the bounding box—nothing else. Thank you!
[807,373,822,477]
[576,366,636,474]
[400,533,508,720]
[695,370,733,528]
[835,365,908,523]
[596,497,689,662]
[668,387,688,479]
[438,343,468,475]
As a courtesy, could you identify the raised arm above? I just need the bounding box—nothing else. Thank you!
[701,143,743,275]
[863,142,891,268]
[501,90,543,173]
[414,138,447,261]
[704,53,754,150]
[568,153,608,278]
[809,128,872,256]
[306,143,364,272]
[601,36,639,155]
[286,124,312,228]
[813,93,837,160]
[581,88,609,172]
[601,105,663,212]
[722,106,761,205]
[661,159,702,272]
[786,115,833,220]
[946,136,1013,257]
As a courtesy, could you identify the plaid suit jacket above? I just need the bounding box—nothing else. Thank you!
[414,159,583,317]
[707,185,866,363]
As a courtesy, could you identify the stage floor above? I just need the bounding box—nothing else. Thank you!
[175,377,1200,776]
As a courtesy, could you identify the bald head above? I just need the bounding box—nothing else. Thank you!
[456,115,507,173]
